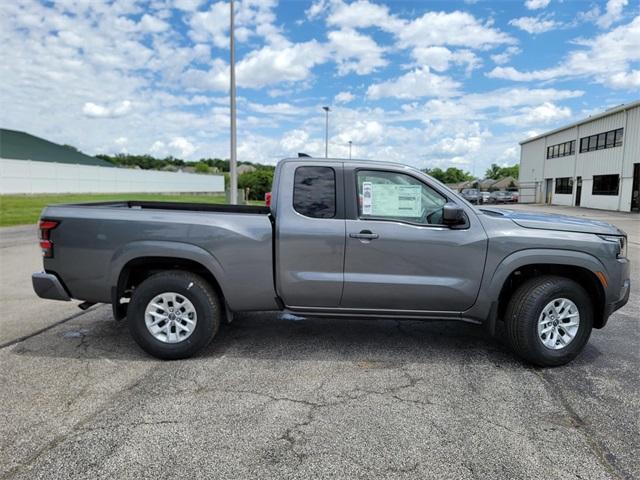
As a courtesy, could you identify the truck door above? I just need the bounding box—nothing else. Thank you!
[341,168,487,312]
[275,161,346,307]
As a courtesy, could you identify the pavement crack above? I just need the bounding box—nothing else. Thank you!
[532,369,632,480]
[0,305,99,350]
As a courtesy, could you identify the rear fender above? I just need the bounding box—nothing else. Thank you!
[109,240,227,299]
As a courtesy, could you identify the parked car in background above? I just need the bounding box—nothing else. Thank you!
[32,157,630,366]
[510,191,519,203]
[460,188,483,204]
[481,191,490,203]
[488,191,515,203]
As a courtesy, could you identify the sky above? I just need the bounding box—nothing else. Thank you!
[0,0,639,176]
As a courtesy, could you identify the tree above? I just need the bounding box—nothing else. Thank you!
[423,167,474,184]
[238,169,274,200]
[194,162,211,174]
[485,163,519,180]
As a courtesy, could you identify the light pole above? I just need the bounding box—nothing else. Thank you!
[229,0,238,204]
[322,106,330,158]
[348,140,352,160]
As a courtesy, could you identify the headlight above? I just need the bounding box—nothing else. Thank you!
[598,234,627,258]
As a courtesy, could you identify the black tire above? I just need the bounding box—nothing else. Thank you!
[127,271,220,360]
[504,275,593,367]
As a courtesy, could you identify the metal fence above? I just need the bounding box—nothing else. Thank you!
[0,158,224,194]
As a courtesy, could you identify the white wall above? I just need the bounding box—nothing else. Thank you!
[0,158,224,194]
[519,138,546,203]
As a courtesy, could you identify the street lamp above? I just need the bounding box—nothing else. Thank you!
[348,140,352,160]
[229,0,238,204]
[322,106,330,158]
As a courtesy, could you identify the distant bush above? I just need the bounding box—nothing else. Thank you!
[238,169,274,200]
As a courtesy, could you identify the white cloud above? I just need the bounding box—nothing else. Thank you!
[247,102,305,116]
[335,91,355,103]
[328,28,387,75]
[236,41,329,88]
[334,120,385,145]
[608,70,640,88]
[82,100,133,118]
[499,146,519,162]
[398,11,515,49]
[306,0,329,20]
[499,102,571,125]
[597,0,628,28]
[509,16,560,34]
[280,129,310,152]
[138,14,169,33]
[411,46,481,74]
[487,16,640,89]
[169,137,196,158]
[367,68,460,100]
[325,0,403,32]
[525,0,551,10]
[189,2,229,48]
[491,46,522,65]
[432,134,484,156]
[174,0,205,11]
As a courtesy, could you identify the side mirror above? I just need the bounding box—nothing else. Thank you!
[442,202,465,226]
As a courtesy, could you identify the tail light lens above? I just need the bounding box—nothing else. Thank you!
[265,192,272,207]
[38,220,59,258]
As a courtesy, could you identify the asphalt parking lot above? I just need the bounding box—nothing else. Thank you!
[0,204,638,480]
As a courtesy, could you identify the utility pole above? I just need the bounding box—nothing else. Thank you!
[229,0,238,204]
[322,106,330,158]
[348,140,352,160]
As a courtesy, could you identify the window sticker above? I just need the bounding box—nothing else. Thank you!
[367,184,422,218]
[362,181,373,214]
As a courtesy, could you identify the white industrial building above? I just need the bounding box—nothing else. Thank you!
[518,100,640,212]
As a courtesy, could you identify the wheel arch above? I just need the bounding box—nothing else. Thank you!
[110,241,227,319]
[489,250,607,332]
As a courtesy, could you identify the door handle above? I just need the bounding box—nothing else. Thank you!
[349,230,379,240]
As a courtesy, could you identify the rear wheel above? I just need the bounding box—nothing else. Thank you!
[504,275,593,367]
[128,271,220,359]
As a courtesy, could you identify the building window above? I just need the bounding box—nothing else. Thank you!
[606,131,615,148]
[614,128,623,146]
[592,174,619,196]
[546,140,577,159]
[293,166,336,218]
[555,177,573,195]
[580,128,623,153]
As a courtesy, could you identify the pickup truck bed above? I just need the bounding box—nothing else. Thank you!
[40,200,278,311]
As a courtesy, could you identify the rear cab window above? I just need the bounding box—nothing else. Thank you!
[293,166,336,218]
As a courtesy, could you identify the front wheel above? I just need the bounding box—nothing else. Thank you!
[127,271,221,359]
[504,275,593,367]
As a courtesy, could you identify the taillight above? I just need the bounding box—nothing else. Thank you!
[265,192,272,207]
[38,219,59,258]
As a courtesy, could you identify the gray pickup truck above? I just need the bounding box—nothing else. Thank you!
[32,158,630,366]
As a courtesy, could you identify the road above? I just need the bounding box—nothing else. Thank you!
[0,205,638,479]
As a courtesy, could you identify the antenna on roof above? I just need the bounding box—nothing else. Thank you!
[298,152,311,158]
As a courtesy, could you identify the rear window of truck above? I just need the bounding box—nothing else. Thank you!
[293,166,336,219]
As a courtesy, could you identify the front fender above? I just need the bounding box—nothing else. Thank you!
[464,248,607,331]
[486,248,606,299]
